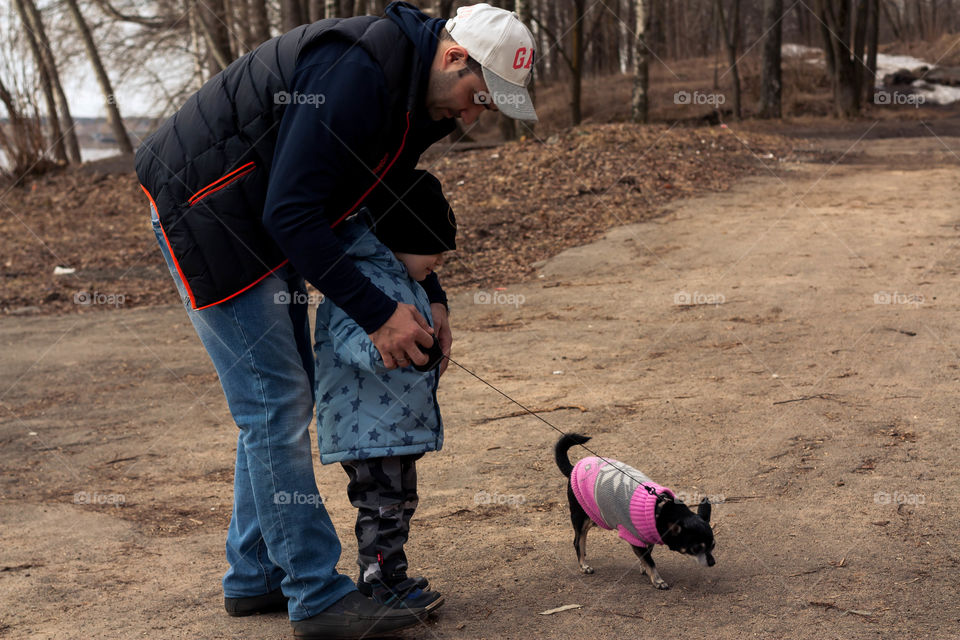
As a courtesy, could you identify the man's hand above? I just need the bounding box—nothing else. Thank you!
[431,303,452,377]
[368,303,434,369]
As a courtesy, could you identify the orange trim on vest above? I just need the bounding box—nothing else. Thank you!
[142,114,411,312]
[194,259,290,310]
[142,183,199,310]
[188,161,257,206]
[331,111,411,228]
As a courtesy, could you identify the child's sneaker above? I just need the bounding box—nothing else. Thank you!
[360,577,443,614]
[356,572,428,596]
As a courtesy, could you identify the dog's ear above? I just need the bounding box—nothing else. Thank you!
[697,498,712,523]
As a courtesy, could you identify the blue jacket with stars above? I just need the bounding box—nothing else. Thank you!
[314,218,442,464]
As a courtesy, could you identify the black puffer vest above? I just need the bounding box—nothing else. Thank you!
[136,16,430,309]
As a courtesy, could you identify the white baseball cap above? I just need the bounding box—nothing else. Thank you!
[444,3,538,122]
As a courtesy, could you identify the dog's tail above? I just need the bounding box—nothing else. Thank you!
[555,433,591,477]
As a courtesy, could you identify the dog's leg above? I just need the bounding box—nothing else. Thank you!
[575,518,595,574]
[632,545,669,590]
[569,484,595,574]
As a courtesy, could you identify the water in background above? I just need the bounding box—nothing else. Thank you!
[0,147,123,172]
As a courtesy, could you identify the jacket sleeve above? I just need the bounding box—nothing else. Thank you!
[263,43,397,335]
[419,272,447,309]
[319,299,390,375]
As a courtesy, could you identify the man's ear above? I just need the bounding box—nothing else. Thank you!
[442,44,469,70]
[697,498,712,523]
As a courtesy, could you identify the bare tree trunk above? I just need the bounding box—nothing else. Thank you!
[308,0,324,21]
[250,0,271,42]
[571,0,584,125]
[715,0,742,120]
[12,0,66,163]
[864,0,879,104]
[281,0,303,30]
[186,0,206,86]
[816,0,861,118]
[880,0,902,41]
[353,0,366,17]
[758,0,782,119]
[229,0,248,55]
[631,0,649,123]
[18,0,81,164]
[325,0,339,19]
[0,76,34,174]
[197,0,234,70]
[64,0,134,154]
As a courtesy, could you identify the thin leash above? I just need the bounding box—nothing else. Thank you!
[441,353,660,497]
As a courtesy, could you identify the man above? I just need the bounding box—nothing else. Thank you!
[136,2,536,638]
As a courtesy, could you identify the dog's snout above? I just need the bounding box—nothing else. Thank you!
[697,552,715,567]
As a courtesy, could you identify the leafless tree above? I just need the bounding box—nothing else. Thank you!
[758,0,782,119]
[715,0,742,120]
[16,0,82,164]
[631,0,649,123]
[63,0,134,153]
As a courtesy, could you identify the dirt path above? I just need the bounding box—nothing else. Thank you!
[2,137,959,639]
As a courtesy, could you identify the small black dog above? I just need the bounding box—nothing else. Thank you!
[555,433,715,589]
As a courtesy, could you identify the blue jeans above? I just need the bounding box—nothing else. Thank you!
[151,209,355,620]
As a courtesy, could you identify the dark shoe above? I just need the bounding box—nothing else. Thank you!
[357,573,429,597]
[224,588,287,617]
[367,577,444,613]
[291,590,425,639]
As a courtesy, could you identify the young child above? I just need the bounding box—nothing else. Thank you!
[313,172,456,613]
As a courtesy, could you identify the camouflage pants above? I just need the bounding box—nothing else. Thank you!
[340,454,422,586]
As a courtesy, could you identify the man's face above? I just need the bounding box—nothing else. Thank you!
[426,44,498,125]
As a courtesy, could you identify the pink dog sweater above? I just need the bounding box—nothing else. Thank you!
[571,456,675,548]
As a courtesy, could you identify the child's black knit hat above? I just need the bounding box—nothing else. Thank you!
[372,170,457,254]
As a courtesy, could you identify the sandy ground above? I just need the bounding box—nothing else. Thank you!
[2,135,959,639]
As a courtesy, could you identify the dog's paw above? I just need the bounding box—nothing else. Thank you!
[653,579,670,590]
[579,564,595,574]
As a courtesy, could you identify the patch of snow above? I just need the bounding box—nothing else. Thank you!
[783,43,960,105]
